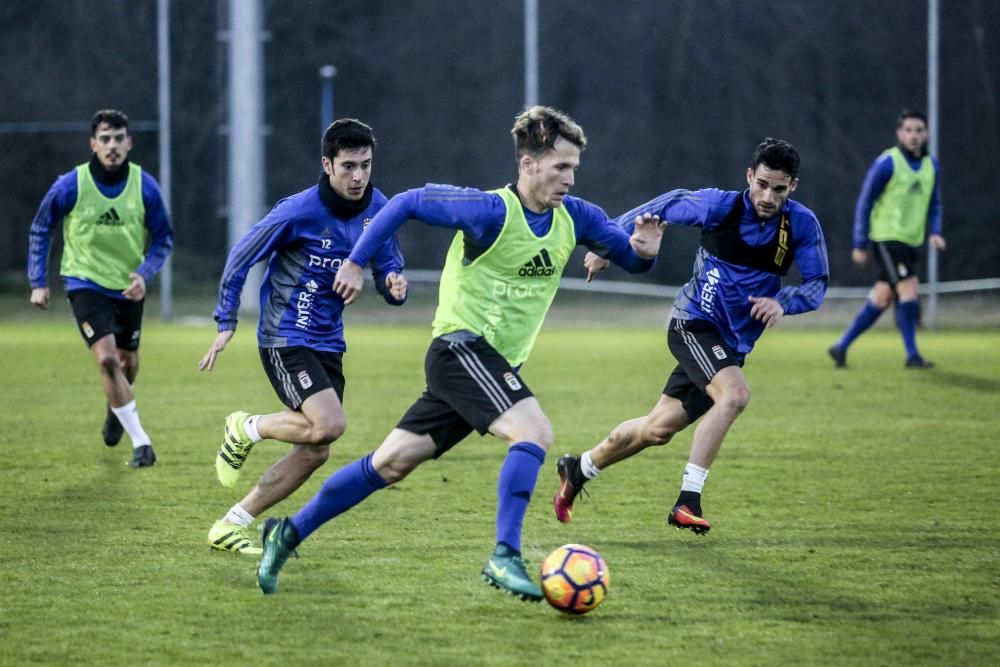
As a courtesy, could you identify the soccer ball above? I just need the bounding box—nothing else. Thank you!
[540,544,610,614]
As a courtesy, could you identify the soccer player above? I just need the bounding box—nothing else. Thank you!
[28,109,173,468]
[255,105,664,599]
[198,119,407,555]
[829,109,945,369]
[553,138,829,534]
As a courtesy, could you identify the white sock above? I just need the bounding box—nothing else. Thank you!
[222,504,255,527]
[111,400,151,448]
[244,415,264,443]
[680,462,709,494]
[580,450,601,480]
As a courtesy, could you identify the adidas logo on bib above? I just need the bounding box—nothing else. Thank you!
[96,207,123,226]
[519,248,555,277]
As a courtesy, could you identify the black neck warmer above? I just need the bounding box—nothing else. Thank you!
[317,173,373,218]
[89,155,130,186]
[897,142,929,160]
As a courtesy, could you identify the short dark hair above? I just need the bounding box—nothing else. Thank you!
[897,108,928,128]
[511,105,587,160]
[750,137,800,179]
[91,109,129,137]
[322,118,376,160]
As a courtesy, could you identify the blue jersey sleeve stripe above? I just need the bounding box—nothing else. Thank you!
[853,154,893,249]
[224,222,284,277]
[423,192,493,202]
[27,193,57,286]
[27,181,70,287]
[134,173,174,281]
[614,189,704,229]
[215,222,286,323]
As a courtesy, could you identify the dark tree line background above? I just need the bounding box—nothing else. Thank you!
[2,0,997,298]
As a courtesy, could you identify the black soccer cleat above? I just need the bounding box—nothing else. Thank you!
[905,355,934,369]
[102,405,124,447]
[554,455,585,523]
[128,444,156,468]
[828,345,847,369]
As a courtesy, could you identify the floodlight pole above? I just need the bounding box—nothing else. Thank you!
[157,0,173,320]
[227,0,266,314]
[524,0,538,107]
[319,65,337,135]
[927,0,940,328]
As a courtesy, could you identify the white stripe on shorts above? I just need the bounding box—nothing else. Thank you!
[674,319,717,381]
[449,341,512,414]
[875,242,900,284]
[268,348,302,408]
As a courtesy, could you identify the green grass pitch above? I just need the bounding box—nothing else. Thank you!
[0,320,997,665]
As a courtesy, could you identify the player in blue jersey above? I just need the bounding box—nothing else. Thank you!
[829,109,945,369]
[28,109,173,468]
[255,105,664,599]
[197,119,407,555]
[553,138,829,534]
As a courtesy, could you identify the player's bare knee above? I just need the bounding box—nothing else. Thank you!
[311,415,346,445]
[500,419,553,449]
[719,386,750,414]
[526,420,554,449]
[121,357,139,379]
[97,355,120,378]
[870,284,893,308]
[372,431,434,485]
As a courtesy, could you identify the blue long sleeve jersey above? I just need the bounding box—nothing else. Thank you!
[853,149,942,249]
[347,183,654,276]
[617,189,829,361]
[27,167,173,298]
[213,184,405,353]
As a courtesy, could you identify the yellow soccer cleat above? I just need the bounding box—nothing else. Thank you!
[216,411,255,488]
[208,519,262,555]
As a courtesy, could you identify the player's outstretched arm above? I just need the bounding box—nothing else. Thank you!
[629,213,665,259]
[198,330,235,371]
[333,259,365,305]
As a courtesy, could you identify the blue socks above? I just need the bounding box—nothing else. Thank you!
[287,442,548,553]
[291,451,387,542]
[898,299,921,359]
[837,300,885,351]
[495,442,546,553]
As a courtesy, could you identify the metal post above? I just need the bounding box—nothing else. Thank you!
[524,0,538,107]
[157,0,173,321]
[927,0,940,328]
[227,0,265,314]
[319,65,337,135]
